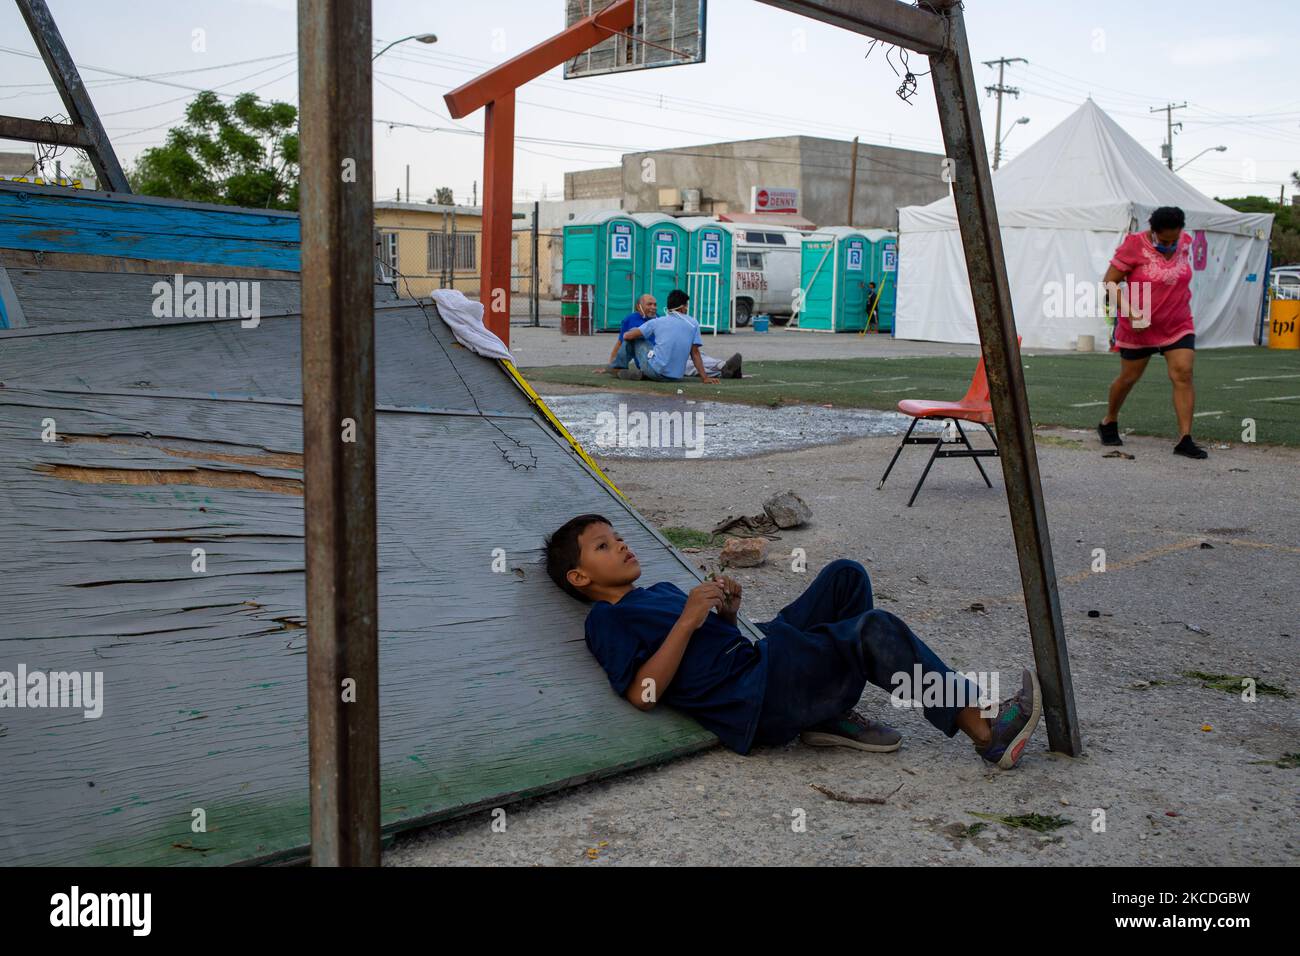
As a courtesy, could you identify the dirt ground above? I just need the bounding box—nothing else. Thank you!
[387,404,1299,866]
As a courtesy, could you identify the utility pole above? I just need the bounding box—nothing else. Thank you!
[472,179,477,206]
[983,56,1025,171]
[847,135,859,226]
[298,0,381,867]
[531,199,540,327]
[1150,102,1187,170]
[405,164,410,203]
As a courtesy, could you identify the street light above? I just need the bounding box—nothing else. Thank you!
[993,117,1029,169]
[372,33,438,60]
[1174,145,1227,172]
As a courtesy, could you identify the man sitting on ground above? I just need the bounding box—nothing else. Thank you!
[619,289,740,384]
[594,292,741,380]
[544,514,1043,768]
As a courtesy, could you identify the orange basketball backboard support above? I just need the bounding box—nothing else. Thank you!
[444,0,636,346]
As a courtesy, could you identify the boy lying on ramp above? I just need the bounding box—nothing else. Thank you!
[544,514,1042,768]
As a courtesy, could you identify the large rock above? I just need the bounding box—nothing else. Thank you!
[763,490,812,529]
[721,536,767,568]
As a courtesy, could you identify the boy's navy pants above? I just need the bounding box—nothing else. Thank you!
[752,559,979,746]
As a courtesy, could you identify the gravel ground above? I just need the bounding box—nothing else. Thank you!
[387,411,1299,867]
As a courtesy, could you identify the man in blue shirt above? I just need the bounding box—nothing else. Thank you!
[594,294,658,375]
[543,513,1043,768]
[594,290,742,380]
[619,289,718,383]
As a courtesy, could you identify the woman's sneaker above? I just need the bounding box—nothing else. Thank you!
[1097,420,1123,446]
[801,709,902,753]
[1174,434,1208,459]
[975,668,1042,769]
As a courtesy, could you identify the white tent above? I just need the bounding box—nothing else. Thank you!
[896,100,1274,350]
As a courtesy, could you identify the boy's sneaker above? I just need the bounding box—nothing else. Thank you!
[720,353,743,379]
[975,668,1042,770]
[800,709,902,753]
[1173,434,1208,459]
[617,367,643,381]
[1097,420,1123,446]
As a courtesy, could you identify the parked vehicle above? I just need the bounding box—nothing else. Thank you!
[1270,266,1300,300]
[730,225,804,327]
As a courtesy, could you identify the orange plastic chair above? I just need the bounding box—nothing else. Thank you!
[877,341,1016,507]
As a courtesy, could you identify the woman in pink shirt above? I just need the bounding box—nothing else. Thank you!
[1097,206,1207,459]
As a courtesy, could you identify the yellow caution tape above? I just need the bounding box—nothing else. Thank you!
[499,359,626,500]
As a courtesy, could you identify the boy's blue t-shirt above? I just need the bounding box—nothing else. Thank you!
[618,312,647,342]
[584,582,768,754]
[635,312,703,380]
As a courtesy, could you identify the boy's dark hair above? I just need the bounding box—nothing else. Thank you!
[1149,206,1185,232]
[544,513,611,602]
[666,289,689,311]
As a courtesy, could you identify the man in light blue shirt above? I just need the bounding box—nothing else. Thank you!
[619,289,719,383]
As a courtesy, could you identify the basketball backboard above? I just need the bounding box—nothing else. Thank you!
[563,0,707,79]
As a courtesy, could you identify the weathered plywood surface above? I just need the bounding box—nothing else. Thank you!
[4,268,398,328]
[0,386,717,866]
[0,302,532,416]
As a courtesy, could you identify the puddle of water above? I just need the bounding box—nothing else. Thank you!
[540,392,938,460]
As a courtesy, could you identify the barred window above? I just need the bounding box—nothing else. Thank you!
[428,233,477,272]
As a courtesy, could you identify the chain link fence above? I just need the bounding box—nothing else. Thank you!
[376,225,565,321]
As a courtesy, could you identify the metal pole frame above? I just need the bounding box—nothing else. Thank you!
[443,0,637,347]
[298,0,382,865]
[6,0,131,192]
[758,0,1082,755]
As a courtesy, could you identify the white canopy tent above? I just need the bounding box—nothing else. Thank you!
[896,100,1273,350]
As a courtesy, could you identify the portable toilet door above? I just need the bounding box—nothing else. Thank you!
[837,232,870,332]
[634,213,688,313]
[863,229,898,333]
[598,215,640,331]
[797,233,837,331]
[688,222,732,334]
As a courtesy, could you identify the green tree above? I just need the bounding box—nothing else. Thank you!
[433,186,454,205]
[132,91,299,209]
[1218,194,1299,266]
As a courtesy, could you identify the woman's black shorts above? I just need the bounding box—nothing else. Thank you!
[1119,333,1195,361]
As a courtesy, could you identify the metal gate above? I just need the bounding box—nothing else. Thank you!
[687,271,721,335]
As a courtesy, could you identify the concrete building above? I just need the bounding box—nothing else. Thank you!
[566,135,948,229]
[564,166,622,201]
[374,201,484,297]
[374,200,561,299]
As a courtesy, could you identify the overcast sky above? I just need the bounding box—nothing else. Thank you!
[1,0,1296,205]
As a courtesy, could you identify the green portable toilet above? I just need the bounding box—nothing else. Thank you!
[632,213,689,312]
[796,226,871,332]
[684,218,732,334]
[863,228,898,333]
[562,210,641,332]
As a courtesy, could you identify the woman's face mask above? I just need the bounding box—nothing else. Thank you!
[1152,229,1182,254]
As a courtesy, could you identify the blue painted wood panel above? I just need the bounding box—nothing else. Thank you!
[0,185,301,271]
